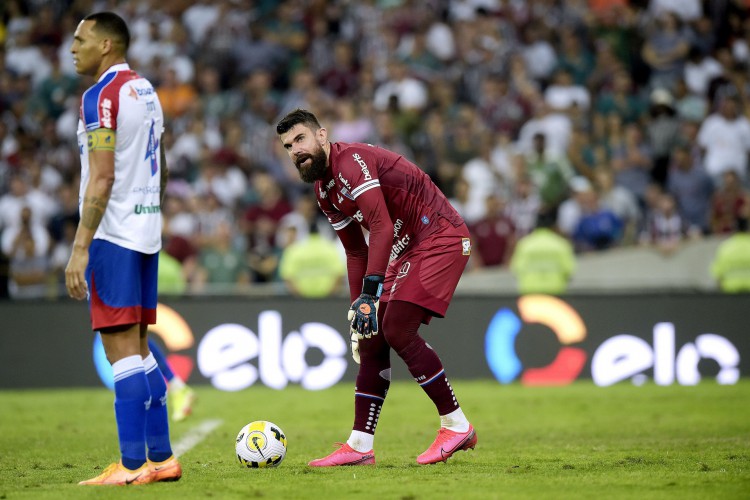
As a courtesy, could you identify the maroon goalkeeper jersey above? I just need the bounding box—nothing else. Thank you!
[316,142,465,281]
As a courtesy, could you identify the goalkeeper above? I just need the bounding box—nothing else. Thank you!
[276,109,476,466]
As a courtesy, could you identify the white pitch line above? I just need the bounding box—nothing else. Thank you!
[173,418,223,458]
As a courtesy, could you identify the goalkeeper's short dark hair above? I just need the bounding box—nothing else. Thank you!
[276,109,322,135]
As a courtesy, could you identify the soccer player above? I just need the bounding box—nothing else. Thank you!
[148,338,197,422]
[65,12,181,485]
[276,109,477,466]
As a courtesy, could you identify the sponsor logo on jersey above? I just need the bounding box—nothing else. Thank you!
[100,98,113,128]
[132,186,161,194]
[337,193,344,204]
[319,186,327,199]
[421,215,430,224]
[134,203,161,214]
[390,219,410,261]
[337,172,351,189]
[352,153,372,180]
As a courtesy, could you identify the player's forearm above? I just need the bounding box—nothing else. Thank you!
[73,176,113,251]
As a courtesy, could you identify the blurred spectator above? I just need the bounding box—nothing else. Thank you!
[275,191,334,250]
[558,176,593,237]
[158,251,187,296]
[640,191,690,255]
[1,206,50,299]
[594,167,641,245]
[666,144,714,235]
[156,65,198,119]
[524,132,575,218]
[697,96,750,185]
[0,173,56,232]
[556,27,595,88]
[646,88,681,187]
[710,170,750,235]
[594,69,647,125]
[468,193,516,269]
[641,11,691,90]
[544,68,591,114]
[509,213,576,295]
[684,47,723,97]
[278,223,346,298]
[506,172,541,238]
[6,28,52,86]
[611,122,653,205]
[318,40,360,98]
[571,185,623,253]
[193,220,250,293]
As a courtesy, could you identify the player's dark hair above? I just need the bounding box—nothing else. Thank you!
[276,109,322,135]
[85,11,130,52]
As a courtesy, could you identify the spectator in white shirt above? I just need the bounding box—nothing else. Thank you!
[697,96,750,184]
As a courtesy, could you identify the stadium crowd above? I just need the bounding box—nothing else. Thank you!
[1,0,750,299]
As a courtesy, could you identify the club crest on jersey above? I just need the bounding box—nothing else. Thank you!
[462,238,472,256]
[421,215,429,224]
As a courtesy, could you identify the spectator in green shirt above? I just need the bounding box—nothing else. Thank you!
[711,213,750,293]
[278,224,346,298]
[509,213,576,295]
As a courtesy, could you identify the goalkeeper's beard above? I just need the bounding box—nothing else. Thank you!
[296,145,328,183]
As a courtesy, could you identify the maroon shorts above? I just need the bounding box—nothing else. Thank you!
[381,219,471,320]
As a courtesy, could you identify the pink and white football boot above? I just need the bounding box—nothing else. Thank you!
[417,425,477,465]
[308,443,375,467]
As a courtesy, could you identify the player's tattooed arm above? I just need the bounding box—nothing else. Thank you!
[80,196,107,230]
[74,128,116,248]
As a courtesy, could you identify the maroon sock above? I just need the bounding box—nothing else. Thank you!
[383,300,460,416]
[400,340,459,415]
[353,316,391,435]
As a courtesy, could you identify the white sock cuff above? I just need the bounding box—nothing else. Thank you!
[143,353,158,374]
[111,355,145,382]
[347,430,375,453]
[440,407,470,433]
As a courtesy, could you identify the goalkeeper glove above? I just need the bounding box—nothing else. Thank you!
[347,275,384,339]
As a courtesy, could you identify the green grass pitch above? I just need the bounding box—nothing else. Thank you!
[0,380,748,499]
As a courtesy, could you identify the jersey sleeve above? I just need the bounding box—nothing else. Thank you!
[337,146,393,278]
[81,75,120,132]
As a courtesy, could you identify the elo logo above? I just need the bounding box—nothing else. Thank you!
[485,295,587,385]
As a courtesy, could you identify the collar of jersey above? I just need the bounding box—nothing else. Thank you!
[98,62,131,82]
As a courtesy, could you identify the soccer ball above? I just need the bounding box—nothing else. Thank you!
[235,420,288,468]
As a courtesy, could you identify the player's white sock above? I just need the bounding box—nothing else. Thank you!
[347,430,374,453]
[440,407,470,433]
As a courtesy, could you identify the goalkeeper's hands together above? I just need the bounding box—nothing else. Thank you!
[347,275,384,364]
